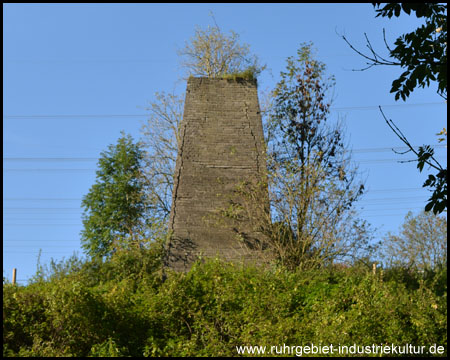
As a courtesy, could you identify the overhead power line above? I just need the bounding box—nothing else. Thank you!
[363,213,422,217]
[359,196,426,202]
[4,223,83,226]
[3,158,99,162]
[2,205,425,219]
[4,245,80,248]
[0,187,428,202]
[5,207,78,211]
[4,114,148,119]
[3,198,430,211]
[330,102,445,111]
[357,157,445,164]
[2,195,428,207]
[4,198,82,201]
[2,102,446,119]
[4,169,95,172]
[4,251,78,254]
[4,240,80,242]
[4,156,445,171]
[351,144,447,154]
[3,145,446,162]
[364,187,424,193]
[3,156,446,171]
[359,206,425,212]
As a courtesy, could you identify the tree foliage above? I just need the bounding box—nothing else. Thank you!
[177,22,265,78]
[373,3,447,214]
[340,3,447,214]
[340,3,447,101]
[3,257,447,356]
[140,92,183,221]
[374,3,447,101]
[80,133,154,258]
[224,43,373,270]
[380,211,447,271]
[379,108,447,214]
[266,43,371,269]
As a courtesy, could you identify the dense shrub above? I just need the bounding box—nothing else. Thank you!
[3,250,447,357]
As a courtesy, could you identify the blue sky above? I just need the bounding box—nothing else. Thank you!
[3,3,447,283]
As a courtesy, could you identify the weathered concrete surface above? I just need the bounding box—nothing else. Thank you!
[166,77,268,271]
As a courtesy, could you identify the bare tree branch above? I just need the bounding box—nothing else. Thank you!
[379,106,444,172]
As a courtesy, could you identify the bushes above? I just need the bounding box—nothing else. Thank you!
[3,283,48,356]
[221,68,258,83]
[3,254,447,357]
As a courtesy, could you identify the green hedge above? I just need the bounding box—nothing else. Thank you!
[3,249,447,357]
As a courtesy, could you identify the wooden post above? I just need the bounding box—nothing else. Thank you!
[372,263,376,275]
[12,268,17,285]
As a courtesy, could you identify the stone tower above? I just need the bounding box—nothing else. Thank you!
[167,77,268,271]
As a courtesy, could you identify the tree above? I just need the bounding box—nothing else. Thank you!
[379,107,447,214]
[380,211,447,271]
[177,20,265,78]
[224,43,374,270]
[140,92,183,222]
[341,3,447,101]
[340,3,447,214]
[81,133,154,258]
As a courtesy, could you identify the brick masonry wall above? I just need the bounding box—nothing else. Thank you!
[166,77,269,271]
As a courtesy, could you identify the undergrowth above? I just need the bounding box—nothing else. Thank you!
[3,243,447,357]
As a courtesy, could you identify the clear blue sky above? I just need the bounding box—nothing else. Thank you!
[3,3,447,283]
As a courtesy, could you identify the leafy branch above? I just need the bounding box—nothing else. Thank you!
[379,106,447,214]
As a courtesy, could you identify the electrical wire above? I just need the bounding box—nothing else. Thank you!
[3,144,447,161]
[1,187,428,202]
[3,102,446,119]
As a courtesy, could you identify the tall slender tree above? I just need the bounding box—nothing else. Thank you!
[226,43,373,270]
[81,133,154,258]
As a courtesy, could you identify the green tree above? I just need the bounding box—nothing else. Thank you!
[226,43,374,270]
[81,133,154,258]
[380,211,447,271]
[340,3,447,214]
[341,3,447,101]
[375,3,447,101]
[267,43,372,269]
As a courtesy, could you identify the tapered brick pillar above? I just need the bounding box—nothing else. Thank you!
[166,77,268,271]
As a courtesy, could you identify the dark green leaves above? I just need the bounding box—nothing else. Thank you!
[423,169,447,214]
[416,145,434,172]
[373,3,402,19]
[374,3,445,19]
[81,133,153,258]
[375,3,447,101]
[372,3,447,214]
